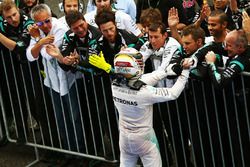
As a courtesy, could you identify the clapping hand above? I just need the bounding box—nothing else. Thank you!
[69,50,80,66]
[46,44,79,66]
[200,3,211,21]
[205,51,216,64]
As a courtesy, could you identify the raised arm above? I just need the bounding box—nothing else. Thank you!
[242,10,250,43]
[168,7,182,45]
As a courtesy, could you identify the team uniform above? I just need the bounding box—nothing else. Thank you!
[60,24,102,74]
[88,47,191,166]
[207,46,250,87]
[89,28,145,71]
[0,12,36,142]
[0,12,33,55]
[140,37,181,87]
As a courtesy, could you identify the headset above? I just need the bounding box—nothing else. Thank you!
[58,0,84,13]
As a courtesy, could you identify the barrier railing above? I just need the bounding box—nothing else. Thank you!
[0,48,249,167]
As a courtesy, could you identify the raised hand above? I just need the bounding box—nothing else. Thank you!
[200,4,211,21]
[242,10,250,33]
[168,7,179,28]
[205,51,216,64]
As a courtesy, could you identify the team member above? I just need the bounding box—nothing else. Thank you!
[58,0,80,28]
[184,29,250,166]
[205,30,250,87]
[26,4,83,153]
[140,21,181,87]
[48,10,102,73]
[88,9,144,74]
[86,0,137,21]
[84,0,142,37]
[0,0,39,144]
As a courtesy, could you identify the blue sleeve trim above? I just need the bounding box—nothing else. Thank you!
[0,17,5,33]
[89,39,96,46]
[127,44,135,48]
[138,38,145,44]
[64,33,70,42]
[23,20,34,29]
[215,54,221,61]
[229,60,244,71]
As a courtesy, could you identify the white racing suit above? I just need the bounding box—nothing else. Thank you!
[111,70,189,167]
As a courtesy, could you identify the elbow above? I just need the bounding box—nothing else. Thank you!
[31,50,39,59]
[26,50,38,62]
[26,55,37,62]
[169,91,182,101]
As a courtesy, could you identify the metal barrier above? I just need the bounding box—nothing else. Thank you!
[0,48,119,166]
[157,73,250,167]
[0,106,6,146]
[0,48,249,167]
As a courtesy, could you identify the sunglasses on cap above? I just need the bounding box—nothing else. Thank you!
[36,18,51,27]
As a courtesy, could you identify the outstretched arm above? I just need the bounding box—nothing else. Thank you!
[0,33,17,51]
[140,58,192,86]
[193,4,211,28]
[46,44,79,65]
